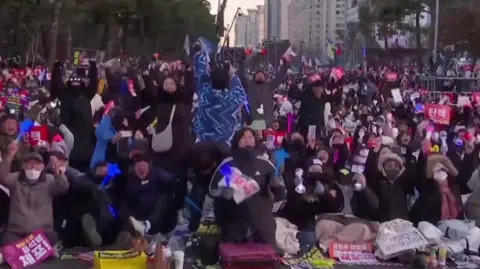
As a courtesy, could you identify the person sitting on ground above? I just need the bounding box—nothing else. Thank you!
[0,140,69,262]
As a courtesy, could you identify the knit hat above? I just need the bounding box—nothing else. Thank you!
[50,139,68,160]
[22,152,44,163]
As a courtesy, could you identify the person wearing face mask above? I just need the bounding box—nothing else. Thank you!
[238,56,288,131]
[0,141,69,262]
[279,159,339,230]
[210,128,286,249]
[447,134,476,195]
[410,154,462,225]
[374,153,413,222]
[297,79,332,140]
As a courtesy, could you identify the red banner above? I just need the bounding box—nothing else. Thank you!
[328,241,373,258]
[425,104,451,125]
[262,130,286,148]
[24,125,48,147]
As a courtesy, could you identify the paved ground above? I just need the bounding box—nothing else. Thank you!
[0,259,415,269]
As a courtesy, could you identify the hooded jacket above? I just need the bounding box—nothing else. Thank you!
[192,52,246,145]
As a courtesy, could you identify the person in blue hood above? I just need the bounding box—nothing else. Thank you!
[192,47,246,145]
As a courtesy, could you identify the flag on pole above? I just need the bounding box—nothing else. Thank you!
[315,57,322,67]
[198,37,217,63]
[327,39,335,60]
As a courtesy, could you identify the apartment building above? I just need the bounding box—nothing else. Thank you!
[234,15,248,47]
[288,0,346,60]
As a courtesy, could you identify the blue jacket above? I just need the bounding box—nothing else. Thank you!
[90,115,116,168]
[192,52,246,145]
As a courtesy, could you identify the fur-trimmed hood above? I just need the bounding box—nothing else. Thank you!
[377,153,404,177]
[425,153,459,179]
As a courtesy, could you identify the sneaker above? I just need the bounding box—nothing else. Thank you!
[82,214,102,247]
[129,217,147,236]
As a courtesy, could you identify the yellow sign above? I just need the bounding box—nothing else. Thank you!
[283,247,334,267]
[93,251,146,269]
[196,222,220,236]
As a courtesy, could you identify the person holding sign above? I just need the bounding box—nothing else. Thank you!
[209,128,286,250]
[0,114,29,172]
[0,140,69,263]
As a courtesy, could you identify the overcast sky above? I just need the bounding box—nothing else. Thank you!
[207,0,263,43]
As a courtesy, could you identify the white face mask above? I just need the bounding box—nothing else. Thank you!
[25,169,41,181]
[433,171,448,182]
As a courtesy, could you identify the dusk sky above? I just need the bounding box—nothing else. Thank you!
[207,0,263,43]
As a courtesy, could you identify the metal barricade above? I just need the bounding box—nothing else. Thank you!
[419,76,480,92]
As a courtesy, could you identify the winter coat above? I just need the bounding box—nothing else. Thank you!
[0,158,69,235]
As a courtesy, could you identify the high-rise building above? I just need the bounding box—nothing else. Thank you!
[234,15,248,47]
[257,5,266,42]
[288,0,346,60]
[280,0,293,40]
[265,0,281,39]
[246,9,259,46]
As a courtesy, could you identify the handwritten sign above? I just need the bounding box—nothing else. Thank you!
[328,241,373,258]
[376,226,428,257]
[0,230,53,269]
[24,125,48,147]
[425,104,451,125]
[228,172,260,203]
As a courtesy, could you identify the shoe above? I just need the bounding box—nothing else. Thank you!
[82,214,102,247]
[129,216,148,236]
[114,231,133,249]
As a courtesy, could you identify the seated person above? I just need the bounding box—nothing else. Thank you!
[0,141,69,262]
[122,154,177,238]
[410,154,462,225]
[210,128,286,249]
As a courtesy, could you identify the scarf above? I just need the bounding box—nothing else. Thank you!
[438,181,460,220]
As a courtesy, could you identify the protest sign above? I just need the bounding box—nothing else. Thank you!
[328,241,372,258]
[24,125,49,147]
[226,170,260,204]
[336,251,378,264]
[425,104,451,125]
[0,230,53,269]
[376,226,428,257]
[262,130,286,147]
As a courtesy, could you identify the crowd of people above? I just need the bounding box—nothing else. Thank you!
[0,40,479,268]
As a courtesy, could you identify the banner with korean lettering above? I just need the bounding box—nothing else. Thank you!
[262,130,286,148]
[425,104,452,125]
[24,125,49,147]
[0,230,53,269]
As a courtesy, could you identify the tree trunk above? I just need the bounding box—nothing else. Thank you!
[66,23,72,67]
[415,8,422,67]
[47,0,62,70]
[384,37,389,50]
[40,25,49,61]
[100,24,109,51]
[106,13,116,59]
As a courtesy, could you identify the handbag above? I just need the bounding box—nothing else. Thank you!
[151,105,176,153]
[219,243,278,269]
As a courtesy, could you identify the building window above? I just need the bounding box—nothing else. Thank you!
[317,11,320,15]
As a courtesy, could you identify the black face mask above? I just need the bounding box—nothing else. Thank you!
[308,172,323,181]
[289,139,305,151]
[360,114,368,126]
[255,80,266,85]
[385,169,400,181]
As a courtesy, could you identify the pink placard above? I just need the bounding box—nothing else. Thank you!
[0,230,54,269]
